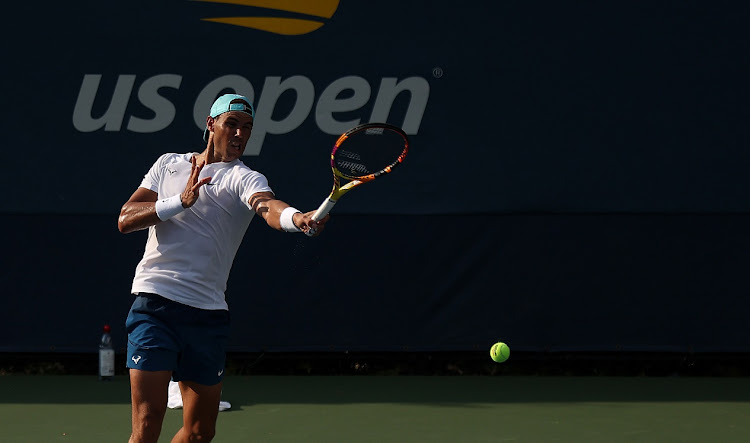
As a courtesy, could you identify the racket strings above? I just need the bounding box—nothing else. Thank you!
[332,127,407,179]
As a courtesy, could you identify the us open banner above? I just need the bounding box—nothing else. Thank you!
[3,1,749,215]
[2,1,750,355]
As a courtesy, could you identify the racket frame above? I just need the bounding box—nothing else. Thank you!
[308,123,409,230]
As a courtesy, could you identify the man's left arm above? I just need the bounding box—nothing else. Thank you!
[249,192,328,235]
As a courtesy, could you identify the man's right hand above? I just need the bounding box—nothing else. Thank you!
[182,155,212,208]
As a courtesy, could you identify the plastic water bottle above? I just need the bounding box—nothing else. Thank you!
[99,324,115,380]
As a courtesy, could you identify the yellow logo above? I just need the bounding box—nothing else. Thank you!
[195,0,339,35]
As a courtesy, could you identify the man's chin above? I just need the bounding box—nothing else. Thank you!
[218,148,243,162]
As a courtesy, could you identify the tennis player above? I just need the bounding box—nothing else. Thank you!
[118,93,327,443]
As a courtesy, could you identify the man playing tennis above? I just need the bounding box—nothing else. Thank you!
[118,94,327,442]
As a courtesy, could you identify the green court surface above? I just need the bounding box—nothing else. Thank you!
[1,375,749,442]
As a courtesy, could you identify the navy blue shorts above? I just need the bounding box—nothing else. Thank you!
[126,293,230,386]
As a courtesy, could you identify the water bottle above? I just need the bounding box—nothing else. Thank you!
[99,324,115,380]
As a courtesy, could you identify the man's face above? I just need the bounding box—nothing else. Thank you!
[209,109,254,161]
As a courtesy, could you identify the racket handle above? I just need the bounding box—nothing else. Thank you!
[305,198,337,237]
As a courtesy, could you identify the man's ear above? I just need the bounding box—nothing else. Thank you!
[206,116,215,133]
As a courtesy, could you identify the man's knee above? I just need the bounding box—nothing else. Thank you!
[133,406,167,424]
[191,429,216,441]
[177,425,216,442]
[131,402,167,440]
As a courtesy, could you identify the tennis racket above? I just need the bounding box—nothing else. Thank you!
[305,123,409,236]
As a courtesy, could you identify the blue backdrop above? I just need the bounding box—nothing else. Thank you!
[1,1,748,354]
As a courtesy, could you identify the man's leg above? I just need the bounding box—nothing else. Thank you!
[171,380,223,442]
[129,369,172,443]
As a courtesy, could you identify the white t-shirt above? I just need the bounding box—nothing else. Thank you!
[131,153,273,310]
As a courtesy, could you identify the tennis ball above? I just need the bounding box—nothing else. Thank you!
[490,342,510,363]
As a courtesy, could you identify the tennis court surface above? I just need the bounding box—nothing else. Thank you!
[1,375,749,442]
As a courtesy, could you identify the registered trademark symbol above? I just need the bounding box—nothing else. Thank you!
[432,67,443,78]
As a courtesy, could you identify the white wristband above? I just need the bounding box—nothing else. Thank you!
[280,207,302,233]
[155,194,185,221]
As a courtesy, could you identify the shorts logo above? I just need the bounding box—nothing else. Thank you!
[132,355,143,365]
[218,369,224,376]
[194,0,340,35]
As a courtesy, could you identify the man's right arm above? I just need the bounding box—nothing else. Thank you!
[118,187,160,234]
[119,155,211,234]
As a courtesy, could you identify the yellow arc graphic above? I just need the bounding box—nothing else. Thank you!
[196,0,339,35]
[203,17,324,35]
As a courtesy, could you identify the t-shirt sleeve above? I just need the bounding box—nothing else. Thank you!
[239,171,274,211]
[139,153,170,193]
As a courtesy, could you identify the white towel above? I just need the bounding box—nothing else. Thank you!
[167,380,232,411]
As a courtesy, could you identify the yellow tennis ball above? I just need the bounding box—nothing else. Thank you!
[490,342,510,363]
